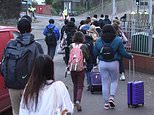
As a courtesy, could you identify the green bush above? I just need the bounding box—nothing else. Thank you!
[0,0,21,19]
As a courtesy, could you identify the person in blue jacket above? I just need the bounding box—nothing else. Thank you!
[43,19,60,59]
[93,24,133,110]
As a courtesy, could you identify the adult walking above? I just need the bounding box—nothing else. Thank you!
[63,21,77,66]
[19,55,74,115]
[112,20,128,81]
[1,17,43,115]
[43,19,60,59]
[93,24,133,110]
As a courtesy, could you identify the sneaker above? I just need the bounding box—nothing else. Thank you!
[109,97,115,108]
[87,85,90,91]
[76,101,82,112]
[120,73,126,81]
[67,71,70,75]
[104,103,110,110]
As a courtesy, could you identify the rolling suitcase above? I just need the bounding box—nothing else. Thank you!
[127,59,144,108]
[90,68,102,94]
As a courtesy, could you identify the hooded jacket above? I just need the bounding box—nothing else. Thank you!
[43,24,60,41]
[3,33,43,89]
[93,36,132,62]
[16,33,43,74]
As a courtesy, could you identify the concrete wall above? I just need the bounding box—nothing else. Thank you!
[123,54,154,75]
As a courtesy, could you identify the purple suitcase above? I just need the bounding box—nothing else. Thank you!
[127,81,144,107]
[127,59,144,107]
[90,72,102,94]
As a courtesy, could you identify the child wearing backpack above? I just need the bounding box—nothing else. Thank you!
[68,31,89,112]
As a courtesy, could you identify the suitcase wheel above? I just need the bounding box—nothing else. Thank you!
[90,86,94,94]
[128,105,131,108]
[141,104,144,107]
[128,104,144,108]
[128,105,138,108]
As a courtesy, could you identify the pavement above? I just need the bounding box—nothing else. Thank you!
[33,14,154,115]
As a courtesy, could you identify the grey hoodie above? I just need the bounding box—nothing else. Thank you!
[16,33,43,74]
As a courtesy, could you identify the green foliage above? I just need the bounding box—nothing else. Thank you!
[0,0,21,19]
[45,0,63,14]
[32,0,38,6]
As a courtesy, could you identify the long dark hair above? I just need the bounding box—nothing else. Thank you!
[23,54,55,111]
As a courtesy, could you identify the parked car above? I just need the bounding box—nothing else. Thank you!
[0,26,19,113]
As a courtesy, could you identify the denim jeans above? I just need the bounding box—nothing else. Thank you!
[85,71,91,86]
[64,47,70,66]
[47,45,56,59]
[98,60,119,104]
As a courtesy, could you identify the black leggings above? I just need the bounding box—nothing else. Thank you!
[64,47,70,66]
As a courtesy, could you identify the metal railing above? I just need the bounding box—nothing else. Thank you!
[121,20,154,56]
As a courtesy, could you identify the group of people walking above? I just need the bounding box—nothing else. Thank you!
[0,13,133,115]
[42,13,133,112]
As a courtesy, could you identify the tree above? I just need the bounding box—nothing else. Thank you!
[0,0,21,20]
[45,0,63,14]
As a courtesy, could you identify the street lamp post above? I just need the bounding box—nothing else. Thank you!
[23,0,28,15]
[112,0,116,21]
[148,0,153,56]
[102,0,103,13]
[149,0,152,24]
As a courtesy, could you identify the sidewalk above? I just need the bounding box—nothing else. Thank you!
[33,15,154,115]
[37,38,154,115]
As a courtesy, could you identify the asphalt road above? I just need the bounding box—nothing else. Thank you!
[2,14,154,115]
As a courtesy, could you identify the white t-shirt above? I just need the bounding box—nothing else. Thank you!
[19,81,74,115]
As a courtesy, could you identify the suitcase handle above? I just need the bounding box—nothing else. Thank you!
[128,59,135,81]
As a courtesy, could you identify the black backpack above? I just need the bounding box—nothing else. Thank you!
[1,40,33,89]
[66,30,76,46]
[103,19,111,25]
[100,40,115,61]
[99,19,105,29]
[45,26,57,46]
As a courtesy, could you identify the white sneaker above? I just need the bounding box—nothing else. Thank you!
[67,70,70,75]
[104,103,110,110]
[120,73,126,81]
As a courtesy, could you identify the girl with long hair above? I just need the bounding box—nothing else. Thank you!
[19,54,73,115]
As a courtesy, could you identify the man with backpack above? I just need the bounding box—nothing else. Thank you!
[43,19,60,59]
[63,21,77,66]
[103,15,111,25]
[1,17,43,115]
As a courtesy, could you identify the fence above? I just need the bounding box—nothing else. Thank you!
[121,14,154,57]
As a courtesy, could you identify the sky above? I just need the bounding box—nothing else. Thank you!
[33,0,45,5]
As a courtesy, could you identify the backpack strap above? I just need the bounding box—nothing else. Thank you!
[72,43,83,48]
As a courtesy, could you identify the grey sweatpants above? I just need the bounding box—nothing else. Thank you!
[98,60,119,104]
